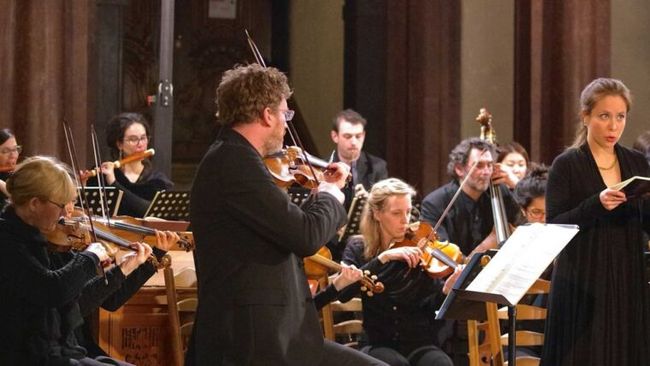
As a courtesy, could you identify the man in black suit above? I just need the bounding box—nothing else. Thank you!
[329,109,388,208]
[187,64,386,366]
[326,109,389,260]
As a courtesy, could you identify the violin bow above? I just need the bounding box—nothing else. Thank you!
[63,120,100,242]
[244,29,323,188]
[90,125,110,222]
[63,120,109,283]
[431,148,489,238]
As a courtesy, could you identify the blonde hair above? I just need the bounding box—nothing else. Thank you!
[6,156,76,206]
[571,78,632,148]
[360,178,416,260]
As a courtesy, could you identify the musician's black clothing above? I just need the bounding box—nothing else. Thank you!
[420,180,520,254]
[0,206,121,365]
[335,237,453,365]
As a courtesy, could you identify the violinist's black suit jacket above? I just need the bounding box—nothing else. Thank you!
[331,150,388,209]
[187,128,347,366]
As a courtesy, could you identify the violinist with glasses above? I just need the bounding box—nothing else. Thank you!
[86,113,172,217]
[0,128,21,209]
[187,63,386,366]
[0,156,142,365]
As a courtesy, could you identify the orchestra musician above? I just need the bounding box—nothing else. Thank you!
[541,78,650,366]
[494,141,529,190]
[186,63,386,366]
[90,113,173,217]
[0,156,129,365]
[328,109,389,209]
[513,164,548,225]
[320,178,457,366]
[326,109,388,261]
[0,128,21,209]
[420,137,520,256]
[419,137,521,365]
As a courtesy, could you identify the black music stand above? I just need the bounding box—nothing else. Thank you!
[338,187,367,243]
[144,191,191,221]
[436,223,579,366]
[81,187,123,217]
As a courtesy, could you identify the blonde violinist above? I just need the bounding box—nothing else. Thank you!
[332,178,459,366]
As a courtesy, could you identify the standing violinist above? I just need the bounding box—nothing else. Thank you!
[187,63,386,366]
[89,113,173,217]
[419,137,520,365]
[0,128,21,210]
[330,178,457,366]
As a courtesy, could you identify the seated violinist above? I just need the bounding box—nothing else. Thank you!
[0,156,178,366]
[0,128,21,209]
[87,113,173,217]
[326,178,459,366]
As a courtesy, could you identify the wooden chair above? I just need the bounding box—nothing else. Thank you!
[329,297,364,348]
[496,279,549,366]
[467,279,550,366]
[164,263,198,366]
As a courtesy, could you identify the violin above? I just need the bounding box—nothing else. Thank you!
[264,146,342,189]
[93,215,194,251]
[304,246,385,296]
[392,221,464,279]
[45,217,170,269]
[81,149,155,178]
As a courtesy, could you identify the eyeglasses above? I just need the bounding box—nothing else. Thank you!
[526,208,546,219]
[47,199,66,209]
[123,135,149,145]
[0,145,22,155]
[283,110,295,122]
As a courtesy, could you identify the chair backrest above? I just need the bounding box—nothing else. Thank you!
[329,297,364,348]
[467,278,550,366]
[164,260,198,366]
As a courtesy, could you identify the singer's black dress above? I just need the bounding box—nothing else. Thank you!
[541,143,650,366]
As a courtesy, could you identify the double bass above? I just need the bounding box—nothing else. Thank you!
[476,108,511,245]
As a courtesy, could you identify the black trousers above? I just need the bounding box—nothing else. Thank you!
[319,340,388,366]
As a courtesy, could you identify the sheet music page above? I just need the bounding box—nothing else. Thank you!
[466,223,578,305]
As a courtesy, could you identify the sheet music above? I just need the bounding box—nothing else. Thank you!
[466,223,578,305]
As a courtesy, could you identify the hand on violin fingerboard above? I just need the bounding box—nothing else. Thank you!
[378,247,422,268]
[154,230,181,251]
[332,264,363,291]
[117,242,153,276]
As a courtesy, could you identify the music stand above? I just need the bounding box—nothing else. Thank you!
[144,191,191,221]
[436,223,579,366]
[338,186,367,243]
[80,186,123,217]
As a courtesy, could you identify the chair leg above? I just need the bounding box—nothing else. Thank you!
[164,265,184,366]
